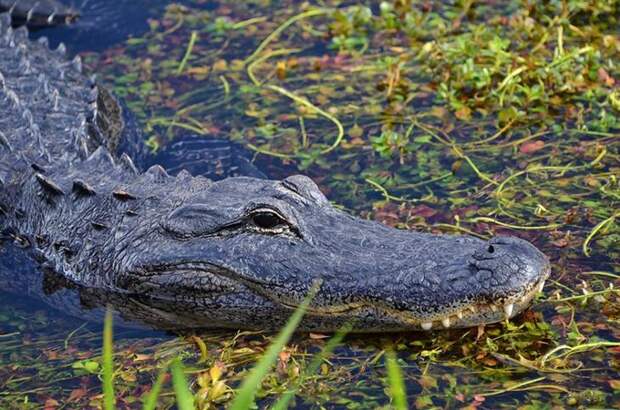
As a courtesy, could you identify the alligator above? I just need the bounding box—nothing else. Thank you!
[2,0,181,51]
[0,12,551,332]
[0,0,77,27]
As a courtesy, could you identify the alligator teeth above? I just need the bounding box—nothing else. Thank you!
[441,317,451,328]
[468,306,477,314]
[456,311,463,319]
[537,280,545,293]
[504,303,514,318]
[490,305,498,313]
[421,322,433,330]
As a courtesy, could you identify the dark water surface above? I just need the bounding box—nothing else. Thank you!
[1,0,619,408]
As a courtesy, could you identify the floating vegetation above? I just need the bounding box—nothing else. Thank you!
[1,0,618,408]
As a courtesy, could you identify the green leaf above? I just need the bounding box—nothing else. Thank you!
[229,283,320,410]
[271,323,351,410]
[170,359,195,410]
[72,360,100,374]
[142,367,168,410]
[103,308,115,410]
[385,349,408,410]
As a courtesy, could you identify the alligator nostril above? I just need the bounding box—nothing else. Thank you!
[487,245,495,254]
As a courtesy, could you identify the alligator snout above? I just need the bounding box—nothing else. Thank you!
[431,235,552,327]
[385,235,551,331]
[470,236,550,288]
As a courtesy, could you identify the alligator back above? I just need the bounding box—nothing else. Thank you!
[0,0,77,27]
[0,12,128,193]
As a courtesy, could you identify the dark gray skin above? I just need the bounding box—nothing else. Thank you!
[0,0,77,27]
[6,1,187,52]
[0,13,550,332]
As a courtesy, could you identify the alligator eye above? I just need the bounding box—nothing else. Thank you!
[488,245,495,254]
[251,210,286,230]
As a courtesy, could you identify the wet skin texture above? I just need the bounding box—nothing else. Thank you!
[0,13,550,331]
[0,0,77,27]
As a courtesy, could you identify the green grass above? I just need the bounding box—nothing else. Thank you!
[141,368,167,410]
[5,1,615,408]
[100,284,322,409]
[384,348,408,410]
[101,313,195,410]
[271,323,351,410]
[171,358,195,410]
[102,308,115,410]
[229,282,320,410]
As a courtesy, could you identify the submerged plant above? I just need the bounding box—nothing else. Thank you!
[1,0,618,408]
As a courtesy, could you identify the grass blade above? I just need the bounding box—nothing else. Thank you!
[229,282,321,410]
[142,366,168,410]
[271,323,351,410]
[102,307,115,410]
[170,358,195,410]
[176,31,198,75]
[385,348,408,410]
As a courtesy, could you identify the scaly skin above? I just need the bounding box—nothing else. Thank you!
[0,13,550,332]
[0,0,77,27]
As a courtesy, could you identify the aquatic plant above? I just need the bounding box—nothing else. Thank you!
[1,0,618,408]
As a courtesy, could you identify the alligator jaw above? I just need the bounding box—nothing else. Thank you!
[409,274,549,331]
[126,260,550,331]
[0,11,552,333]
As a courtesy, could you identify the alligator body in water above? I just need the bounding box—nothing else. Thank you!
[0,0,77,27]
[2,0,189,51]
[0,13,550,332]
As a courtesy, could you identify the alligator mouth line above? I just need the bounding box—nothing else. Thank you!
[280,270,549,330]
[135,262,550,330]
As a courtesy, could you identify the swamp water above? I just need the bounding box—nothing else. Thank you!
[1,1,619,408]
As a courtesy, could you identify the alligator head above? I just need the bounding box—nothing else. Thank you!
[0,9,549,332]
[106,172,549,332]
